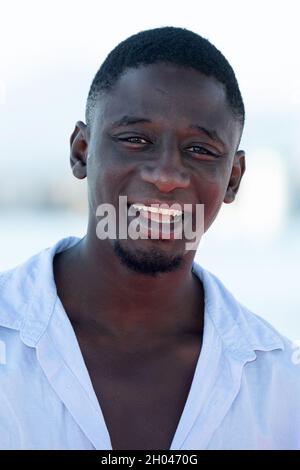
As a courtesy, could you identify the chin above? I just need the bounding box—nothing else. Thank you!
[113,239,183,277]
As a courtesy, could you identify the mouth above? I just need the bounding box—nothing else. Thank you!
[130,203,183,222]
[127,202,186,240]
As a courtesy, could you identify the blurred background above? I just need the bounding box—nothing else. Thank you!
[0,0,299,338]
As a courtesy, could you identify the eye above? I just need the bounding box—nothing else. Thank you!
[119,136,149,145]
[186,145,219,158]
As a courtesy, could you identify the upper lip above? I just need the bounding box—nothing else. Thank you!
[127,198,194,213]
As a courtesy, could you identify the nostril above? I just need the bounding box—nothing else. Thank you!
[140,166,190,192]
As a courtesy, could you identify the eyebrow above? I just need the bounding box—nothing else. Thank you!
[111,115,226,148]
[111,115,152,127]
[188,124,226,149]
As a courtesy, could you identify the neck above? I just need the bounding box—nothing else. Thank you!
[54,230,204,340]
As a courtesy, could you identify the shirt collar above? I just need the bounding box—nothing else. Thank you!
[192,263,284,362]
[0,236,284,358]
[0,236,81,347]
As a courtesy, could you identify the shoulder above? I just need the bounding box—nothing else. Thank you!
[0,236,81,340]
[193,261,300,384]
[0,260,37,333]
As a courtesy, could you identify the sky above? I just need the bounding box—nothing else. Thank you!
[1,0,300,109]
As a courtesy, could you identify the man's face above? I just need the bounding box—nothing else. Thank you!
[72,63,245,275]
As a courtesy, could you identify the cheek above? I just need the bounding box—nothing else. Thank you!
[86,147,134,209]
[203,187,223,226]
[195,167,229,231]
[86,155,109,211]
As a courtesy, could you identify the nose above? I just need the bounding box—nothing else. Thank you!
[140,142,190,193]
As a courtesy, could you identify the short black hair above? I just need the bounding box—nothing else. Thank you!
[86,26,245,127]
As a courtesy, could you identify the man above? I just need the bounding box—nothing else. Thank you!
[0,26,299,450]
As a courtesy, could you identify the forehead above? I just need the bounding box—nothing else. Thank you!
[95,63,240,148]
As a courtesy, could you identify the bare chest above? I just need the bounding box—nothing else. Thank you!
[78,337,202,450]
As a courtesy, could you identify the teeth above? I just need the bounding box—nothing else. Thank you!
[131,204,182,217]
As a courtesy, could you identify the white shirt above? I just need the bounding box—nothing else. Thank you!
[0,236,299,450]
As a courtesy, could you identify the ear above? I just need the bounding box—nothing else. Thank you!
[70,121,89,179]
[223,150,246,204]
